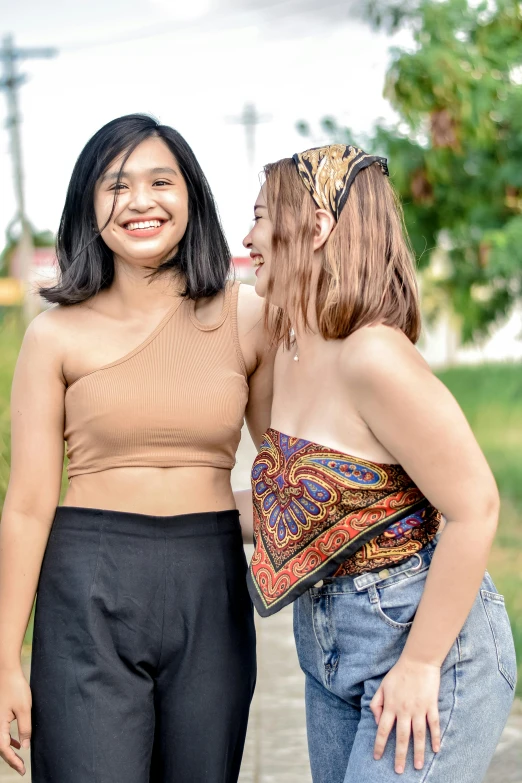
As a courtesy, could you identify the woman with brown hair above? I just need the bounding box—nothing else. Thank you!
[242,145,516,782]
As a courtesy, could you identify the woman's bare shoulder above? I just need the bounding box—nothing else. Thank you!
[28,302,90,335]
[23,303,90,364]
[236,283,278,374]
[341,324,431,386]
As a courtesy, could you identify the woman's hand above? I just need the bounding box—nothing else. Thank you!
[370,655,441,774]
[0,668,32,776]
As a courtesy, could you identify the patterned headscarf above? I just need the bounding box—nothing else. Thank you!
[292,144,389,222]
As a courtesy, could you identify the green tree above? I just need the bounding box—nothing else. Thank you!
[302,0,522,341]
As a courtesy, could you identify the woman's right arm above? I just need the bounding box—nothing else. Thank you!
[0,312,65,776]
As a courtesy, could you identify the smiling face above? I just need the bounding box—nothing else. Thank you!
[242,185,274,299]
[94,136,189,269]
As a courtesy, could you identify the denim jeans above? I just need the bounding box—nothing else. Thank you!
[293,538,517,782]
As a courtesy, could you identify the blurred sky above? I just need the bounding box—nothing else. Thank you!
[0,0,410,255]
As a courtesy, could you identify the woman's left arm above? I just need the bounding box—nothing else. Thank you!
[234,284,277,541]
[346,330,499,775]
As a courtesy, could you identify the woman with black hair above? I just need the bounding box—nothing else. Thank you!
[0,115,273,782]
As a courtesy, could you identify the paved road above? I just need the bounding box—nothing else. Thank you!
[1,430,519,781]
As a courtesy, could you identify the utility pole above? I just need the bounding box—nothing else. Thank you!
[0,34,56,317]
[227,103,271,169]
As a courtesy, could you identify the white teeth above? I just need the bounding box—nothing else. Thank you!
[125,220,163,230]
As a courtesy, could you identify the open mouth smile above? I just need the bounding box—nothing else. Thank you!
[251,254,264,276]
[121,219,167,238]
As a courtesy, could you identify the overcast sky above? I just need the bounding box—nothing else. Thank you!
[0,0,410,255]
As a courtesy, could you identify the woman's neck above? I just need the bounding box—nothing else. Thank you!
[102,258,184,316]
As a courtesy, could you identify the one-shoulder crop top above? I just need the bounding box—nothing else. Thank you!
[64,282,248,478]
[247,428,442,616]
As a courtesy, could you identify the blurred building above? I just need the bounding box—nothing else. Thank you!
[420,308,522,368]
[5,245,57,311]
[418,248,522,368]
[232,256,254,283]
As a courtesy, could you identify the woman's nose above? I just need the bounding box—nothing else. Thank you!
[128,185,156,212]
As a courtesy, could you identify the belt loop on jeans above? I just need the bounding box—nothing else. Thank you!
[353,551,424,592]
[368,584,379,604]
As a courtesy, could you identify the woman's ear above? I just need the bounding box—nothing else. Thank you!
[313,209,336,251]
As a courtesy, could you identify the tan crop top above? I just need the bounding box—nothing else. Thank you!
[64,282,249,478]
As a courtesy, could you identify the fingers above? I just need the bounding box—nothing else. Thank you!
[373,708,395,762]
[394,717,412,774]
[369,687,384,725]
[0,748,25,777]
[373,710,441,774]
[412,715,427,771]
[428,707,441,753]
[10,737,21,750]
[16,704,32,753]
[371,658,442,774]
[0,722,25,776]
[397,710,441,773]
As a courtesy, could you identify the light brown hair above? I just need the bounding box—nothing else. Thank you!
[263,157,421,347]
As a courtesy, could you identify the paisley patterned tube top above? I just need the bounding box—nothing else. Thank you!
[247,428,442,617]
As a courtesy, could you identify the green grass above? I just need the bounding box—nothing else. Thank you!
[438,363,522,695]
[1,315,521,690]
[1,312,48,650]
[0,310,24,509]
[437,365,522,506]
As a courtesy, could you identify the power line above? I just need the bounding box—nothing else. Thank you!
[227,103,271,168]
[0,34,56,314]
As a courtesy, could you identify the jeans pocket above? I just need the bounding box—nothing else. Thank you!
[481,590,518,691]
[370,568,428,630]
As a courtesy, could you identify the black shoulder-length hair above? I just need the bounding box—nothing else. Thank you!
[41,114,231,305]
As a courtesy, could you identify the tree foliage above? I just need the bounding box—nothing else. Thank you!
[353,0,421,32]
[307,0,522,341]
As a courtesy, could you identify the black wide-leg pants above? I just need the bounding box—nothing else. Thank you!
[30,506,256,783]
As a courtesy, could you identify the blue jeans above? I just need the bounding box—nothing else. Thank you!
[293,538,517,782]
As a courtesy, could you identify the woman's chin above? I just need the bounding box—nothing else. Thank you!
[254,277,267,298]
[113,244,178,269]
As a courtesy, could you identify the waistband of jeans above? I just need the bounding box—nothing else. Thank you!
[52,506,241,538]
[310,535,439,596]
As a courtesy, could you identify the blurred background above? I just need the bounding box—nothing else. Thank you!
[0,0,521,780]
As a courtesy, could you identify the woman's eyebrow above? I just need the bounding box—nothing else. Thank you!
[150,166,179,177]
[100,166,179,183]
[254,204,266,211]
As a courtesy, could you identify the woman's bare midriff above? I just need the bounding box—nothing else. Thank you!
[63,466,236,516]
